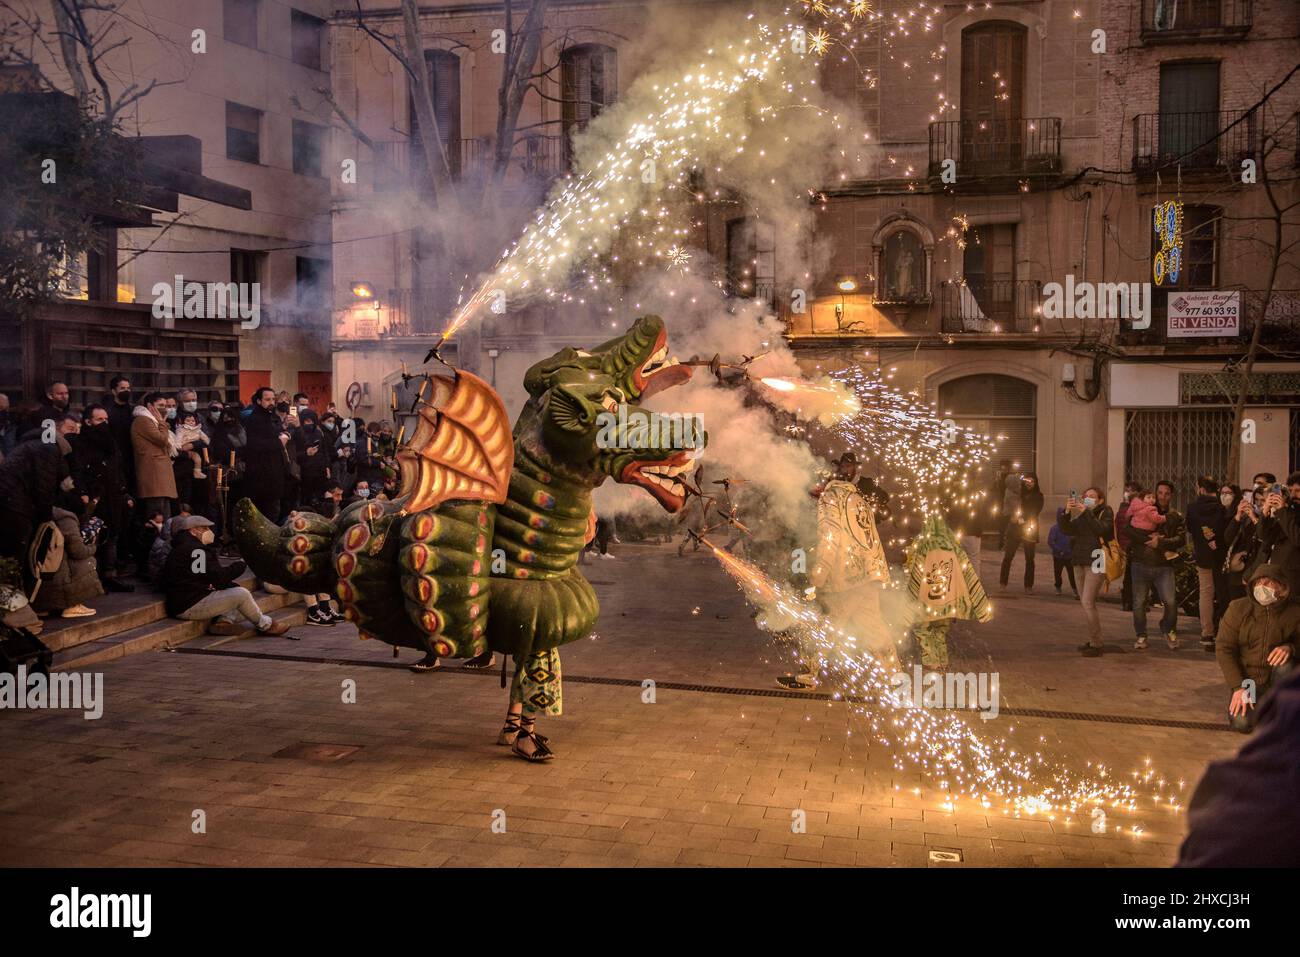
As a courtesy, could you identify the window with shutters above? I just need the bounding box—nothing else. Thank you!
[225,101,261,163]
[411,50,462,178]
[1158,61,1220,166]
[960,22,1026,169]
[962,223,1016,322]
[291,10,324,71]
[223,0,258,49]
[561,44,618,166]
[938,374,1037,473]
[293,119,325,177]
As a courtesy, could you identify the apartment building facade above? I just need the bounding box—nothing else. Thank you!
[327,0,1299,508]
[6,0,336,409]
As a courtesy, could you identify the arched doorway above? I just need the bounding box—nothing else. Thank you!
[937,373,1037,473]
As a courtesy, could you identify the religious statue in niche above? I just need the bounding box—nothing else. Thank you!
[881,230,924,302]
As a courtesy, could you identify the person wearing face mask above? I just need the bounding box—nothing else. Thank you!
[1224,486,1264,602]
[1186,476,1231,652]
[102,375,136,492]
[244,388,290,523]
[998,471,1044,592]
[1215,564,1298,733]
[70,404,135,591]
[293,410,331,507]
[1252,471,1300,600]
[346,479,372,506]
[162,515,291,636]
[203,402,224,439]
[1060,487,1116,657]
[130,391,178,522]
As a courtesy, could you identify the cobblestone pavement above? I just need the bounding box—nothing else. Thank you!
[0,543,1241,868]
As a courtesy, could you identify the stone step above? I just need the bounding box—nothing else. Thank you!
[53,599,307,671]
[37,573,292,653]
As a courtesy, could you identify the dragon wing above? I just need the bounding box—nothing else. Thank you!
[396,368,514,513]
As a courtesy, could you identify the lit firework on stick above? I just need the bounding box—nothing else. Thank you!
[705,536,1183,824]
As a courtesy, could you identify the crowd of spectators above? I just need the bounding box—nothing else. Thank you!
[0,378,401,632]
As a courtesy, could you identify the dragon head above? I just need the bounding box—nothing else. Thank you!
[521,316,703,512]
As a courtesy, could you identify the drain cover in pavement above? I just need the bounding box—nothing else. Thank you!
[273,743,361,762]
[928,849,963,864]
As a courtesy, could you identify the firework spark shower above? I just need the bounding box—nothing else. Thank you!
[438,1,915,341]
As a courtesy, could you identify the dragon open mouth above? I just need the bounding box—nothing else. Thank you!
[620,450,698,512]
[634,329,691,400]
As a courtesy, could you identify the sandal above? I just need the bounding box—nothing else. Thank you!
[409,653,441,673]
[497,716,548,746]
[511,728,555,762]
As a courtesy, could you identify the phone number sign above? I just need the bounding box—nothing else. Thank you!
[1168,291,1240,338]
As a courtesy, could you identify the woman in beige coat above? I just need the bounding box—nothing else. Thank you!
[131,392,177,519]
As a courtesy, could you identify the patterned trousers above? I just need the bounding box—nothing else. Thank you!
[510,647,563,716]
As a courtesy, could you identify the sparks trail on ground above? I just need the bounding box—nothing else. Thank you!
[702,537,1184,826]
[434,2,945,346]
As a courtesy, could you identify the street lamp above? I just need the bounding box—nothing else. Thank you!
[835,275,857,327]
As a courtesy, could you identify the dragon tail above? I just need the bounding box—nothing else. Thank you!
[233,498,338,595]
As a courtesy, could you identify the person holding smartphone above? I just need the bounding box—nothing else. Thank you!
[1250,472,1300,600]
[1059,486,1115,657]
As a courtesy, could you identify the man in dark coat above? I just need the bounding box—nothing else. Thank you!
[161,515,289,636]
[103,375,136,494]
[243,387,288,522]
[70,403,134,590]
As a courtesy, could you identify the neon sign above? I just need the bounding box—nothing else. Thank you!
[1152,200,1182,287]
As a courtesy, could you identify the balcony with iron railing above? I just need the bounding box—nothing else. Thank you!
[927,118,1062,182]
[1132,110,1257,174]
[939,279,1044,334]
[1140,0,1252,42]
[1117,289,1300,348]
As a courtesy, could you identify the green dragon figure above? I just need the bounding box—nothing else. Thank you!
[235,315,702,760]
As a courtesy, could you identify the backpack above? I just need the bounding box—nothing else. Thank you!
[1097,519,1126,591]
[26,520,66,603]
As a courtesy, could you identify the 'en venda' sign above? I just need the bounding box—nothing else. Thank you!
[1167,291,1240,338]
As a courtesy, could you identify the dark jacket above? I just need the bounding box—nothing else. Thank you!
[0,431,67,528]
[1252,503,1300,596]
[1004,481,1045,544]
[70,423,130,532]
[1124,506,1187,567]
[243,405,287,484]
[1058,502,1115,567]
[1186,493,1228,569]
[293,420,330,479]
[104,395,136,489]
[161,529,247,618]
[1215,588,1300,689]
[1177,665,1300,868]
